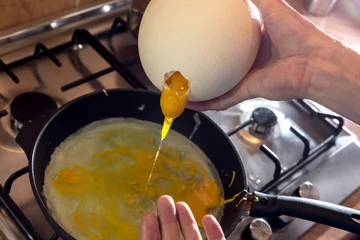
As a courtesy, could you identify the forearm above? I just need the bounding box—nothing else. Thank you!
[306,39,360,125]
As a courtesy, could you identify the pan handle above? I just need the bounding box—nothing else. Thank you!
[250,191,360,234]
[15,113,52,160]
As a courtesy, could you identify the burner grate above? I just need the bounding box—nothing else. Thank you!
[0,110,7,118]
[70,29,145,89]
[0,60,19,84]
[34,43,62,68]
[0,16,147,240]
[61,66,115,91]
[0,16,145,131]
[226,99,344,194]
[260,101,344,193]
[0,168,41,240]
[260,145,281,179]
[290,126,310,159]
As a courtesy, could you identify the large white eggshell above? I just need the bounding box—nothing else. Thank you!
[138,0,262,102]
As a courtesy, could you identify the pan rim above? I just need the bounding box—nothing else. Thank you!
[28,88,248,239]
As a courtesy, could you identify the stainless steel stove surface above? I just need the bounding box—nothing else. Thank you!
[1,1,360,240]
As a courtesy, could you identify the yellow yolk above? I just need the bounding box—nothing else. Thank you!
[160,71,190,140]
[52,129,223,239]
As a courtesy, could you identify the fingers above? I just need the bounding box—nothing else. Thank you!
[250,0,308,35]
[186,68,262,111]
[175,202,202,239]
[157,195,181,240]
[140,212,160,240]
[187,55,310,112]
[142,196,225,240]
[202,215,225,240]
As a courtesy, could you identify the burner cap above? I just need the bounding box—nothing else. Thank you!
[10,92,58,130]
[251,108,278,128]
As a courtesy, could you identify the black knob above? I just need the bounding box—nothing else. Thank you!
[250,108,277,139]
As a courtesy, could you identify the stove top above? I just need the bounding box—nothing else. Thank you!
[1,2,360,240]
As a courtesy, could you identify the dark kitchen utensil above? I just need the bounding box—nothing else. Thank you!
[16,89,360,239]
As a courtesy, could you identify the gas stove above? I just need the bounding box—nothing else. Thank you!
[1,1,360,240]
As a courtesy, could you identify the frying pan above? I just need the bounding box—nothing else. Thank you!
[15,89,360,239]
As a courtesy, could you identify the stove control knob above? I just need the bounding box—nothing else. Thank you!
[242,218,272,240]
[295,181,320,200]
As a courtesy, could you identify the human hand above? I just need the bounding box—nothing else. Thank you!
[140,195,225,240]
[187,0,333,111]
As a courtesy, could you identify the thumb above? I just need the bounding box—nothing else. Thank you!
[251,0,312,55]
[250,0,293,19]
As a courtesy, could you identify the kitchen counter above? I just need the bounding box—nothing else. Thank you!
[0,0,106,32]
[287,0,360,53]
[300,186,360,239]
[298,118,360,240]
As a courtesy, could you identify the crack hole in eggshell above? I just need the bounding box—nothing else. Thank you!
[164,71,176,81]
[163,71,191,95]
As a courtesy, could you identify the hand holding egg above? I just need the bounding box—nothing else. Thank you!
[138,0,262,102]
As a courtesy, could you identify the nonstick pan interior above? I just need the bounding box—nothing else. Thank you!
[23,89,247,239]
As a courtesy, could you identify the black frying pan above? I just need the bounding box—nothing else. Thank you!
[15,89,360,239]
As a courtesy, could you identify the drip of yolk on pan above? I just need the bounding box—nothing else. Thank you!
[51,128,230,239]
[160,71,190,140]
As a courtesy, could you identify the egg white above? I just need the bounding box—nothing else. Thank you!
[43,118,224,239]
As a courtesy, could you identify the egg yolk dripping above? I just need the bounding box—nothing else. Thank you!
[145,72,190,195]
[52,128,222,239]
[160,71,190,140]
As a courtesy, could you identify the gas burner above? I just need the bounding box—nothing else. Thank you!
[228,107,279,145]
[249,108,278,139]
[10,92,58,131]
[0,92,58,153]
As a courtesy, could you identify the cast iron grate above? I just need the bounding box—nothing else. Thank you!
[0,16,145,240]
[227,99,344,193]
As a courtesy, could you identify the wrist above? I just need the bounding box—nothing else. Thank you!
[305,45,343,101]
[306,38,360,122]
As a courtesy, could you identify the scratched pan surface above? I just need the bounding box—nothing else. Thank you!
[16,89,247,240]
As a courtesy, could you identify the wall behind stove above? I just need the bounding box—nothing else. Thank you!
[0,0,106,32]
